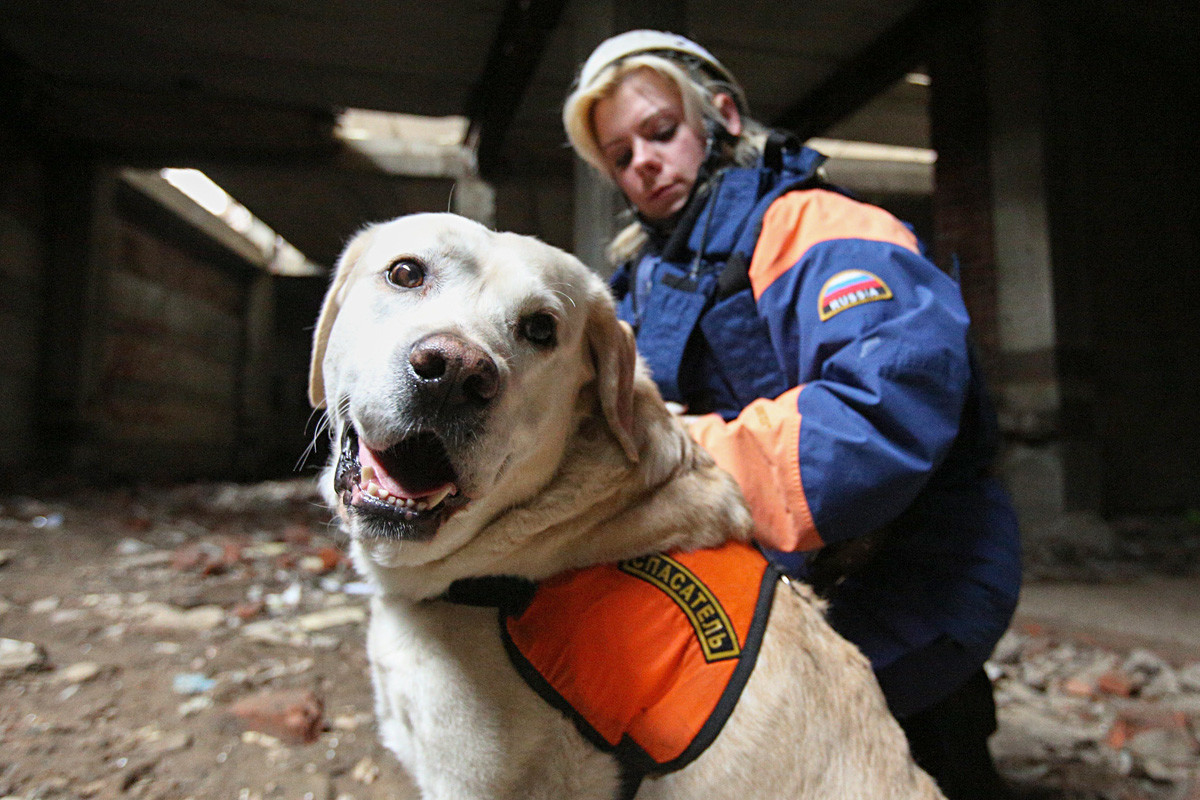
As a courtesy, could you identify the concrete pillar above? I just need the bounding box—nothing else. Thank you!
[0,137,48,482]
[983,1,1090,544]
[569,0,619,274]
[985,0,1059,439]
[567,0,687,275]
[452,177,496,229]
[930,2,1094,551]
[572,160,620,275]
[237,270,275,477]
[35,157,108,472]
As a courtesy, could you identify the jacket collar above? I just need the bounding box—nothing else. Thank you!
[642,139,827,265]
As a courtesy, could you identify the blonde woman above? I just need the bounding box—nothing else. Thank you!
[564,30,1020,800]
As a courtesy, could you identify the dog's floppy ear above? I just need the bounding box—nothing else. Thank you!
[586,301,639,462]
[308,226,377,408]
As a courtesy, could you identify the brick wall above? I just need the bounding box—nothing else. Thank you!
[81,185,251,481]
[0,160,326,487]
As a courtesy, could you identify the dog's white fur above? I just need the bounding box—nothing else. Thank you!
[311,213,945,799]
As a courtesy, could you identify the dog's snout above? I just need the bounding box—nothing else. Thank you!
[409,333,500,405]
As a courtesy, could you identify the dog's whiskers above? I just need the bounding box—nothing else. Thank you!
[296,401,352,472]
[295,408,330,472]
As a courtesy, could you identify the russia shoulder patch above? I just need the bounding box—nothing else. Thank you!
[817,269,893,321]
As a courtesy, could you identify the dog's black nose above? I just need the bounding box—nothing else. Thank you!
[409,333,500,406]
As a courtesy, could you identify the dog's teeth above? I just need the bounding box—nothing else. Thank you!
[361,465,376,482]
[426,485,456,508]
[366,483,381,498]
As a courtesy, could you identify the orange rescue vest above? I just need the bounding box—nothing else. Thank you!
[445,541,778,796]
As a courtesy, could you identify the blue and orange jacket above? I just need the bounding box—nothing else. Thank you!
[611,140,1021,688]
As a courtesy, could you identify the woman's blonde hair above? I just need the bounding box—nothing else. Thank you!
[562,53,767,263]
[564,54,764,176]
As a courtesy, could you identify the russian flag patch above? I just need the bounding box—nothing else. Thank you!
[817,269,893,321]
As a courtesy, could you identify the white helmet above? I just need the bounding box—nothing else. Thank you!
[575,30,747,111]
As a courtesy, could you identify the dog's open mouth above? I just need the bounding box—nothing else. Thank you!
[335,426,466,540]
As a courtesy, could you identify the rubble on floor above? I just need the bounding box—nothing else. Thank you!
[0,480,417,800]
[1,480,1198,799]
[991,624,1200,798]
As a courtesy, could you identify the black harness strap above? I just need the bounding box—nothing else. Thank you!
[441,575,536,612]
[617,765,645,800]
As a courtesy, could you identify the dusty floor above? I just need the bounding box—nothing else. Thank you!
[1,481,417,800]
[1,479,1198,799]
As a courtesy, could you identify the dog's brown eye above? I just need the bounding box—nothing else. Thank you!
[519,312,557,348]
[386,258,425,289]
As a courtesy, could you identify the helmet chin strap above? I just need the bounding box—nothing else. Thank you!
[700,117,739,178]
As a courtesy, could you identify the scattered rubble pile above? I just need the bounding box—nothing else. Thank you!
[990,624,1200,798]
[1,480,1198,799]
[1,480,416,800]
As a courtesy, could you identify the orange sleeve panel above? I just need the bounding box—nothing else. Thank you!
[748,189,922,300]
[688,386,821,552]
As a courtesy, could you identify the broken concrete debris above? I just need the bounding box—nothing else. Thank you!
[1,480,1199,799]
[229,687,325,745]
[0,637,48,676]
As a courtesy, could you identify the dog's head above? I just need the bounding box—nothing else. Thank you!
[309,213,639,565]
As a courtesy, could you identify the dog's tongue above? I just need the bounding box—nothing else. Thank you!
[357,438,454,500]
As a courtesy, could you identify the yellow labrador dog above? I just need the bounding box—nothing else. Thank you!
[309,213,944,800]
